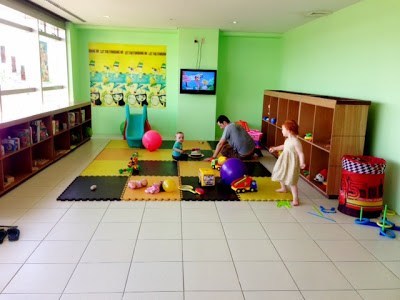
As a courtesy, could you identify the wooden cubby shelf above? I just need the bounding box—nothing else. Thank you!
[261,90,370,198]
[0,102,91,196]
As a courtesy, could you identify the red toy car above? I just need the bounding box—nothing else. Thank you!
[231,175,258,193]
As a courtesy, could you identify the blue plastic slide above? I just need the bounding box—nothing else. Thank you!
[125,104,147,148]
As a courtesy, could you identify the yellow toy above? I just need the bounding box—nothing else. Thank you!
[198,168,215,187]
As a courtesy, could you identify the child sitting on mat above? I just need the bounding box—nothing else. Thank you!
[172,131,188,161]
[269,120,305,206]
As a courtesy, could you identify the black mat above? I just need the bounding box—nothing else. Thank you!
[57,176,128,201]
[138,161,178,176]
[180,176,239,201]
[244,161,271,177]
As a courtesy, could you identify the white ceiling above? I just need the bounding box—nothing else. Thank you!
[29,0,360,33]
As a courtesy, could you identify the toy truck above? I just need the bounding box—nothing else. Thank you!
[211,158,222,171]
[231,175,257,193]
[198,168,215,187]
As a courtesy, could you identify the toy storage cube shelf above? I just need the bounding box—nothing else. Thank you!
[261,90,370,198]
[0,102,91,196]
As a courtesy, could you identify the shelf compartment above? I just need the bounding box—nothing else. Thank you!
[268,97,278,121]
[70,127,83,147]
[300,140,312,174]
[287,100,300,122]
[266,125,276,148]
[313,106,333,146]
[299,103,315,137]
[54,130,70,157]
[32,138,54,171]
[2,148,32,187]
[53,111,68,135]
[277,98,288,126]
[309,146,329,181]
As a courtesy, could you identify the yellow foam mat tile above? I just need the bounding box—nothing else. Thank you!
[237,177,293,201]
[183,141,212,150]
[179,161,220,177]
[121,176,181,201]
[95,148,138,161]
[81,160,129,176]
[105,140,131,149]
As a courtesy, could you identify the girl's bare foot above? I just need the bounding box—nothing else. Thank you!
[292,199,299,206]
[276,188,287,193]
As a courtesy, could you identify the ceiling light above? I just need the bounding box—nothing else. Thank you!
[232,21,238,24]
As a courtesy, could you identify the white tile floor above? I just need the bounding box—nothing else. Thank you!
[1,139,400,300]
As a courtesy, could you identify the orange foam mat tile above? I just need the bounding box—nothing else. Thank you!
[183,141,212,150]
[237,177,293,201]
[121,176,181,201]
[81,160,129,176]
[96,148,173,161]
[179,161,220,177]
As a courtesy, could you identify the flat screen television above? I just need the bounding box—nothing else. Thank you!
[180,69,217,95]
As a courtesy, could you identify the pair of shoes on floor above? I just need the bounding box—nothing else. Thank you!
[0,226,20,243]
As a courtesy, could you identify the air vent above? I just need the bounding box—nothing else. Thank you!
[306,11,332,17]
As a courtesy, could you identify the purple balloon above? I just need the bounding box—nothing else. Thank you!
[220,158,246,185]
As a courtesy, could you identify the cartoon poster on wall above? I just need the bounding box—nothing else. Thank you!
[89,43,166,108]
[39,41,49,82]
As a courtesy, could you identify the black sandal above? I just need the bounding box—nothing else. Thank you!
[0,229,6,244]
[7,228,20,241]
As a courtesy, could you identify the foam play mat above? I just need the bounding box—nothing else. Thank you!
[57,140,291,201]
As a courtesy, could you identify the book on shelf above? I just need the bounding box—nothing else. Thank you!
[68,112,76,127]
[11,128,31,148]
[52,120,60,134]
[30,120,41,144]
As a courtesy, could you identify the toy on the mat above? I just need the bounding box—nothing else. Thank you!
[211,156,227,170]
[198,168,215,187]
[220,158,246,185]
[119,153,140,175]
[379,205,395,239]
[142,130,162,152]
[231,175,257,193]
[179,185,204,195]
[304,133,313,142]
[314,169,328,183]
[90,185,97,191]
[162,179,177,192]
[128,179,148,189]
[145,181,162,194]
[320,206,336,213]
[355,206,398,238]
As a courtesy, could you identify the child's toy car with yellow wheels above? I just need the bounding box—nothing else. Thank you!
[211,156,227,171]
[198,168,215,187]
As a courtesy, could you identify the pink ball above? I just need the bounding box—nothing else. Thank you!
[142,130,162,152]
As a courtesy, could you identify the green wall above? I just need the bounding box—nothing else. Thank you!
[68,25,179,138]
[68,26,282,140]
[217,32,282,138]
[280,0,400,212]
[176,29,219,140]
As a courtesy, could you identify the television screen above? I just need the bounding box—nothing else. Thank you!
[180,69,217,95]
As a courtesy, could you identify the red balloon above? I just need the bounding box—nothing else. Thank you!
[142,130,162,152]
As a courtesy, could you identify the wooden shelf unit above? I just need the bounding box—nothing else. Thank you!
[261,90,370,198]
[0,102,91,196]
